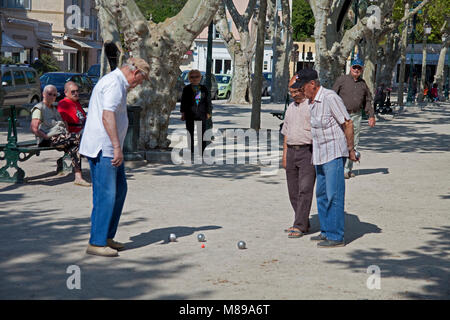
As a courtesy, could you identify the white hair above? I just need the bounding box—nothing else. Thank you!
[122,63,136,71]
[43,84,57,94]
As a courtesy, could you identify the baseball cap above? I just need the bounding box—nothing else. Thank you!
[351,58,364,67]
[128,57,150,80]
[291,68,318,89]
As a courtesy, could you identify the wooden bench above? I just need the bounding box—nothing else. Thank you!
[0,105,72,183]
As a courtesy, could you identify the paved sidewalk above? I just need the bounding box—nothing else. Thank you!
[0,99,449,299]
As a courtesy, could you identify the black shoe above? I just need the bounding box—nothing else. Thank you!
[310,234,327,241]
[317,239,345,248]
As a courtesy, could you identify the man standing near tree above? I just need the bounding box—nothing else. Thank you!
[80,57,150,257]
[332,58,375,179]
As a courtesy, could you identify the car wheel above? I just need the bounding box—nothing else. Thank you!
[226,91,231,99]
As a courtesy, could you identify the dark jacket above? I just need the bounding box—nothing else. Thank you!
[180,84,212,120]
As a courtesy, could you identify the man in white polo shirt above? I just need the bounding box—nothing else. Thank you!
[80,57,150,257]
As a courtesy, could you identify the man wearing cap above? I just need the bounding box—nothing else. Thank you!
[292,69,357,248]
[332,58,375,179]
[281,74,316,238]
[80,57,150,257]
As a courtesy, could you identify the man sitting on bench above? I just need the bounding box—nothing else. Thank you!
[30,84,90,187]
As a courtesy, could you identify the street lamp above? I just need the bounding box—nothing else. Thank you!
[406,13,418,104]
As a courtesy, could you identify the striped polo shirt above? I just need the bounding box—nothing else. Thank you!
[309,86,351,165]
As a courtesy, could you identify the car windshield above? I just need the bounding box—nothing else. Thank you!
[88,65,100,77]
[46,74,72,84]
[216,75,231,84]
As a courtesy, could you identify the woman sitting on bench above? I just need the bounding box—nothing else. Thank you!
[30,84,91,187]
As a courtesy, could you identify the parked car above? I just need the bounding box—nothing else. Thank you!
[178,70,218,101]
[39,72,93,108]
[86,64,100,85]
[215,74,232,99]
[1,64,41,112]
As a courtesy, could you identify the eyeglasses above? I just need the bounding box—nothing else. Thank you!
[352,66,362,70]
[71,90,79,94]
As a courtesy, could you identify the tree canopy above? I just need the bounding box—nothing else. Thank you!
[292,0,315,41]
[134,0,187,23]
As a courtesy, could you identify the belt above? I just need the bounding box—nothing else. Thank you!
[287,144,311,150]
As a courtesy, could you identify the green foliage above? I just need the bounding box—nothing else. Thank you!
[0,56,16,65]
[292,0,315,41]
[135,0,187,23]
[419,0,450,44]
[32,54,60,76]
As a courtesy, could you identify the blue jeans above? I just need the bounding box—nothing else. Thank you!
[315,157,346,241]
[87,151,127,246]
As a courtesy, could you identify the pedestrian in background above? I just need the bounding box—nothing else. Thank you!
[332,58,375,179]
[180,69,212,157]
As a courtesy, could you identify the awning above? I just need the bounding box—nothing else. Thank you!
[405,53,443,65]
[40,40,78,53]
[69,38,102,50]
[0,33,24,53]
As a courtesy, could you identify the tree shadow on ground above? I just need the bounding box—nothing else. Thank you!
[0,168,92,192]
[126,225,222,249]
[0,206,212,299]
[324,226,450,299]
[360,107,450,154]
[352,168,389,176]
[149,163,281,182]
[308,212,382,245]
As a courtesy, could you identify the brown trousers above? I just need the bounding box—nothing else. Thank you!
[285,145,316,232]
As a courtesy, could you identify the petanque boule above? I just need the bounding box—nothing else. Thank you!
[354,150,361,161]
[197,233,206,242]
[237,241,246,249]
[169,233,177,242]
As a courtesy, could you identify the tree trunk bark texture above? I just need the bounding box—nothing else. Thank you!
[270,0,292,103]
[95,0,221,149]
[214,0,258,105]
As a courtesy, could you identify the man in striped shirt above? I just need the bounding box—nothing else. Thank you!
[292,69,357,248]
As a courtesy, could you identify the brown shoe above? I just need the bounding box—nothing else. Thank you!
[344,172,351,179]
[86,244,118,257]
[107,238,125,251]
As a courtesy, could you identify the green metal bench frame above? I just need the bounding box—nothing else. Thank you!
[0,105,72,183]
[270,94,290,130]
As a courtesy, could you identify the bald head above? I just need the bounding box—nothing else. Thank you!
[64,81,79,102]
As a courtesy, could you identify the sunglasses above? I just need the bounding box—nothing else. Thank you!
[352,66,362,70]
[190,75,201,79]
[71,90,79,94]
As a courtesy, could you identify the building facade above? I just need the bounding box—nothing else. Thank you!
[1,0,102,73]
